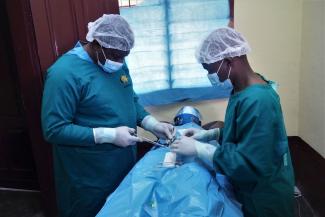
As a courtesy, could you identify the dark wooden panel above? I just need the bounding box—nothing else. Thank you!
[137,142,152,160]
[28,0,56,78]
[0,118,38,189]
[5,0,120,216]
[30,0,120,74]
[5,0,57,215]
[0,4,21,117]
[0,0,38,190]
[288,136,325,217]
[43,0,79,55]
[229,0,234,27]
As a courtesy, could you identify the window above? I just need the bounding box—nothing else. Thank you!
[119,0,234,106]
[118,0,145,7]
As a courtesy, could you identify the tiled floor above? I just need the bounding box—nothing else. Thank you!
[294,195,318,217]
[294,186,319,217]
[0,189,44,217]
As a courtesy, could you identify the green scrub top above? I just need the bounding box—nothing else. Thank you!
[41,52,149,217]
[213,80,295,217]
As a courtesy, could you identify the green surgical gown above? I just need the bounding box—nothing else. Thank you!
[214,82,295,217]
[41,54,149,217]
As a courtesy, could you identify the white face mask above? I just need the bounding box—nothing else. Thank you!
[207,60,233,89]
[97,48,124,73]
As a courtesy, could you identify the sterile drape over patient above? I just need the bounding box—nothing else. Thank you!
[96,109,243,217]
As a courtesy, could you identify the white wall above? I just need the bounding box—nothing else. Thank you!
[140,0,303,138]
[140,0,325,158]
[234,0,302,136]
[298,0,325,158]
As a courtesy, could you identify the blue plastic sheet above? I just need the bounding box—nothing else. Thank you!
[96,124,243,217]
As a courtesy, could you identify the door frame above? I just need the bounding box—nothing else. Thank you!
[5,0,120,216]
[5,0,57,216]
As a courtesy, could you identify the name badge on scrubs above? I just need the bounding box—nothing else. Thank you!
[120,75,130,87]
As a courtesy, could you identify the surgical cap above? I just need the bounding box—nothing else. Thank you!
[86,14,134,51]
[195,27,251,64]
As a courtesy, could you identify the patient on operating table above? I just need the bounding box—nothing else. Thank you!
[157,106,219,168]
[96,106,243,217]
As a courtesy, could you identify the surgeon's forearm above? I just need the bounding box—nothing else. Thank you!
[93,127,116,144]
[141,115,159,132]
[206,128,221,141]
[195,141,217,163]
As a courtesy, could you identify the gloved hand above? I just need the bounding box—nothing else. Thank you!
[170,136,197,156]
[181,128,220,142]
[114,127,142,147]
[141,115,175,139]
[93,126,142,147]
[170,136,217,162]
[152,122,174,140]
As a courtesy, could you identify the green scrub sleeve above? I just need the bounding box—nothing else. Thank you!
[213,96,280,184]
[133,91,150,126]
[41,68,95,146]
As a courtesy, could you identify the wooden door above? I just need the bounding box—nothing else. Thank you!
[5,0,120,216]
[0,0,38,191]
[30,0,120,73]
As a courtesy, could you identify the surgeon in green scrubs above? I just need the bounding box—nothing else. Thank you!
[170,27,295,217]
[41,14,174,217]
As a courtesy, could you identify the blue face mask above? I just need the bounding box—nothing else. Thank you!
[97,48,124,73]
[270,81,279,92]
[207,59,233,89]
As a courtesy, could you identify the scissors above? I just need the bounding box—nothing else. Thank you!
[166,126,177,145]
[166,135,177,146]
[132,132,168,148]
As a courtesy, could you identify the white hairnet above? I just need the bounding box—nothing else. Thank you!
[195,27,251,64]
[86,14,134,51]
